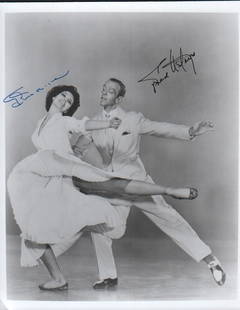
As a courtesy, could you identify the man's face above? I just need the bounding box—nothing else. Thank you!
[100,80,121,108]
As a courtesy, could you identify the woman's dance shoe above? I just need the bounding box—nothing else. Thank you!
[167,187,198,200]
[188,188,198,200]
[207,256,226,286]
[39,282,68,291]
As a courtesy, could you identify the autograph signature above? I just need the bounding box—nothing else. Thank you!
[138,48,196,93]
[3,70,70,108]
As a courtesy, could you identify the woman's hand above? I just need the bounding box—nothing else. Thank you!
[109,117,122,129]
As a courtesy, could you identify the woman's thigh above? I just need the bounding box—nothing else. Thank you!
[72,177,131,196]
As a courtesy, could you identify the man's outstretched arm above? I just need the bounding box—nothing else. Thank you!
[138,113,214,140]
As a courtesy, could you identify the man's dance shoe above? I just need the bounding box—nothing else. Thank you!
[93,278,118,289]
[207,256,226,286]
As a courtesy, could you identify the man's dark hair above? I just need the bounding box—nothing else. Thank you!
[45,85,80,116]
[109,78,126,98]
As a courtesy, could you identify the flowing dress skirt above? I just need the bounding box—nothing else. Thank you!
[7,150,126,245]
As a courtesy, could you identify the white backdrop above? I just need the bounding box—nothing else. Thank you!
[4,13,238,244]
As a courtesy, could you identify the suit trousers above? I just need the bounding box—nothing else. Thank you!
[91,193,212,280]
[22,192,211,278]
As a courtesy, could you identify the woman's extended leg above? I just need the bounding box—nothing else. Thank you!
[34,151,198,199]
[38,245,68,291]
[36,151,197,200]
[72,177,198,200]
[72,140,197,199]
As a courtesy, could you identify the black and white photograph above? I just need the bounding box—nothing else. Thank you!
[0,2,239,310]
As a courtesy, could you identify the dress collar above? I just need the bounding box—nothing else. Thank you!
[39,112,62,123]
[37,112,62,136]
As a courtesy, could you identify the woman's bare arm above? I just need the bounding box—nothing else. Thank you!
[85,118,121,131]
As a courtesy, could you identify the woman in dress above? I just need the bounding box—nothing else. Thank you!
[7,85,197,290]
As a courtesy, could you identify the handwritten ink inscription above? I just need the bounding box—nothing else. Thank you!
[138,48,196,93]
[3,70,70,108]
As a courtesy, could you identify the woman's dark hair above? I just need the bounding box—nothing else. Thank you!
[45,85,80,116]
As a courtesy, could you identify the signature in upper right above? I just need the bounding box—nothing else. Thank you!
[138,48,197,93]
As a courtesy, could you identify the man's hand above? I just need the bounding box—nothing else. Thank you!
[189,121,214,138]
[109,117,121,129]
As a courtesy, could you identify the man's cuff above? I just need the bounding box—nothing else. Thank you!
[188,126,196,140]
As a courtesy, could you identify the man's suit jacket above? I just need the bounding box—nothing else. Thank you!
[92,106,191,180]
[90,107,192,231]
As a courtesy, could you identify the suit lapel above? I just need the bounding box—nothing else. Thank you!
[113,108,127,151]
[94,108,128,155]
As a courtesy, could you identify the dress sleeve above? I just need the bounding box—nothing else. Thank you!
[64,116,90,134]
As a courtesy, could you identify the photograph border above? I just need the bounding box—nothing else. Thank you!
[0,2,239,310]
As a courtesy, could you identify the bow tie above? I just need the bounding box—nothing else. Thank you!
[103,112,111,119]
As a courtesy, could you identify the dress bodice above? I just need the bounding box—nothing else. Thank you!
[31,113,89,154]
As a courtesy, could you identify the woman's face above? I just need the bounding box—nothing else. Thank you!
[52,91,74,113]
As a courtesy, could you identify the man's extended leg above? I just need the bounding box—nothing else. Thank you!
[132,195,225,285]
[134,195,211,261]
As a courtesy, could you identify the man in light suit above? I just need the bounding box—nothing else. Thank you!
[87,78,225,289]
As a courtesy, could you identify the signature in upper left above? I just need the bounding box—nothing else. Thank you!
[3,70,70,108]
